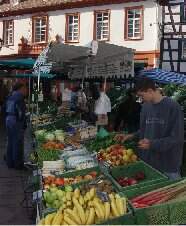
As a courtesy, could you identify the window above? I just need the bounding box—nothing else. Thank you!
[32,16,48,43]
[3,20,14,46]
[94,11,110,41]
[184,1,186,21]
[65,13,80,43]
[125,6,143,40]
[183,39,186,59]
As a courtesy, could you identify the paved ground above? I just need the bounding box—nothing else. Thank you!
[0,122,34,225]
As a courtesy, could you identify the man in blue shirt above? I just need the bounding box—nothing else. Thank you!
[115,78,184,180]
[5,83,27,169]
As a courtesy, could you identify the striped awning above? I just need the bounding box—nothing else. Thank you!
[138,68,186,85]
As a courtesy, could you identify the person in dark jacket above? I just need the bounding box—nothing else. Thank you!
[114,89,141,132]
[115,78,184,180]
[5,83,27,169]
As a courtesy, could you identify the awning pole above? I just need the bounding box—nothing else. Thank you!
[28,76,31,112]
[36,67,40,127]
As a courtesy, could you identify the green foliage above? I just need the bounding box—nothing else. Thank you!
[163,84,178,97]
[107,87,127,112]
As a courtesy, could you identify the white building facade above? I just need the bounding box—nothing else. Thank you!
[0,0,162,68]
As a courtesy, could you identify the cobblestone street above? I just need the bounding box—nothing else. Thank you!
[0,122,33,225]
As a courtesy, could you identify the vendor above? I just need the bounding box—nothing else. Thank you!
[114,88,141,133]
[115,78,184,180]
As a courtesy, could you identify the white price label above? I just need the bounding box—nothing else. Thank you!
[38,94,43,102]
[32,94,35,102]
[33,190,42,201]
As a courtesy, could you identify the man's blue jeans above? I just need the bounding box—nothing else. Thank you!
[6,117,24,168]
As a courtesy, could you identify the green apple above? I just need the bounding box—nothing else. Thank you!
[56,190,65,199]
[50,187,58,193]
[53,199,60,209]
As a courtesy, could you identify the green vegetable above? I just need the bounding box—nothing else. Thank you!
[65,185,73,192]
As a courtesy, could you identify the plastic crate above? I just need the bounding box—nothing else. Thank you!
[108,161,168,192]
[98,208,135,225]
[42,179,134,225]
[55,166,101,186]
[120,178,185,224]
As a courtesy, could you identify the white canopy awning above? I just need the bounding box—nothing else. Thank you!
[47,42,134,79]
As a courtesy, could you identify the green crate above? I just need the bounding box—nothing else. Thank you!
[55,166,101,186]
[122,179,178,199]
[57,166,101,178]
[109,161,168,192]
[120,178,185,225]
[42,179,134,225]
[98,209,135,225]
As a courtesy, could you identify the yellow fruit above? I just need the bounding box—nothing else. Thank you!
[66,192,72,201]
[72,197,86,224]
[104,202,110,220]
[73,188,80,199]
[86,208,95,225]
[89,188,96,200]
[51,210,62,225]
[85,209,89,223]
[66,201,72,207]
[37,218,45,225]
[115,196,126,216]
[52,213,63,225]
[111,199,120,217]
[65,208,81,224]
[109,193,115,201]
[45,212,56,225]
[86,192,91,201]
[92,200,104,220]
[122,197,127,214]
[79,195,84,206]
[64,214,77,225]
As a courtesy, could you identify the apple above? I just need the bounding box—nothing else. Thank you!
[131,154,138,162]
[123,154,130,162]
[128,178,138,185]
[135,171,145,180]
[126,149,134,157]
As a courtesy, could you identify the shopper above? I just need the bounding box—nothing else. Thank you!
[114,89,141,132]
[5,82,27,169]
[115,78,184,180]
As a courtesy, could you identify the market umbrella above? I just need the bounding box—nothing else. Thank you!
[138,68,186,85]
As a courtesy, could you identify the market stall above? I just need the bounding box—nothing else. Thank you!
[22,43,186,225]
[26,114,186,225]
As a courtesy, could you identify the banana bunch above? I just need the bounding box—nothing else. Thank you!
[38,188,127,225]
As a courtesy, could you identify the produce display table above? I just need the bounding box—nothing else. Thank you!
[26,115,186,225]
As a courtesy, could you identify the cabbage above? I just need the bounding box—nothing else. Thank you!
[35,129,46,137]
[54,130,64,135]
[54,130,65,142]
[55,135,65,142]
[45,132,55,141]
